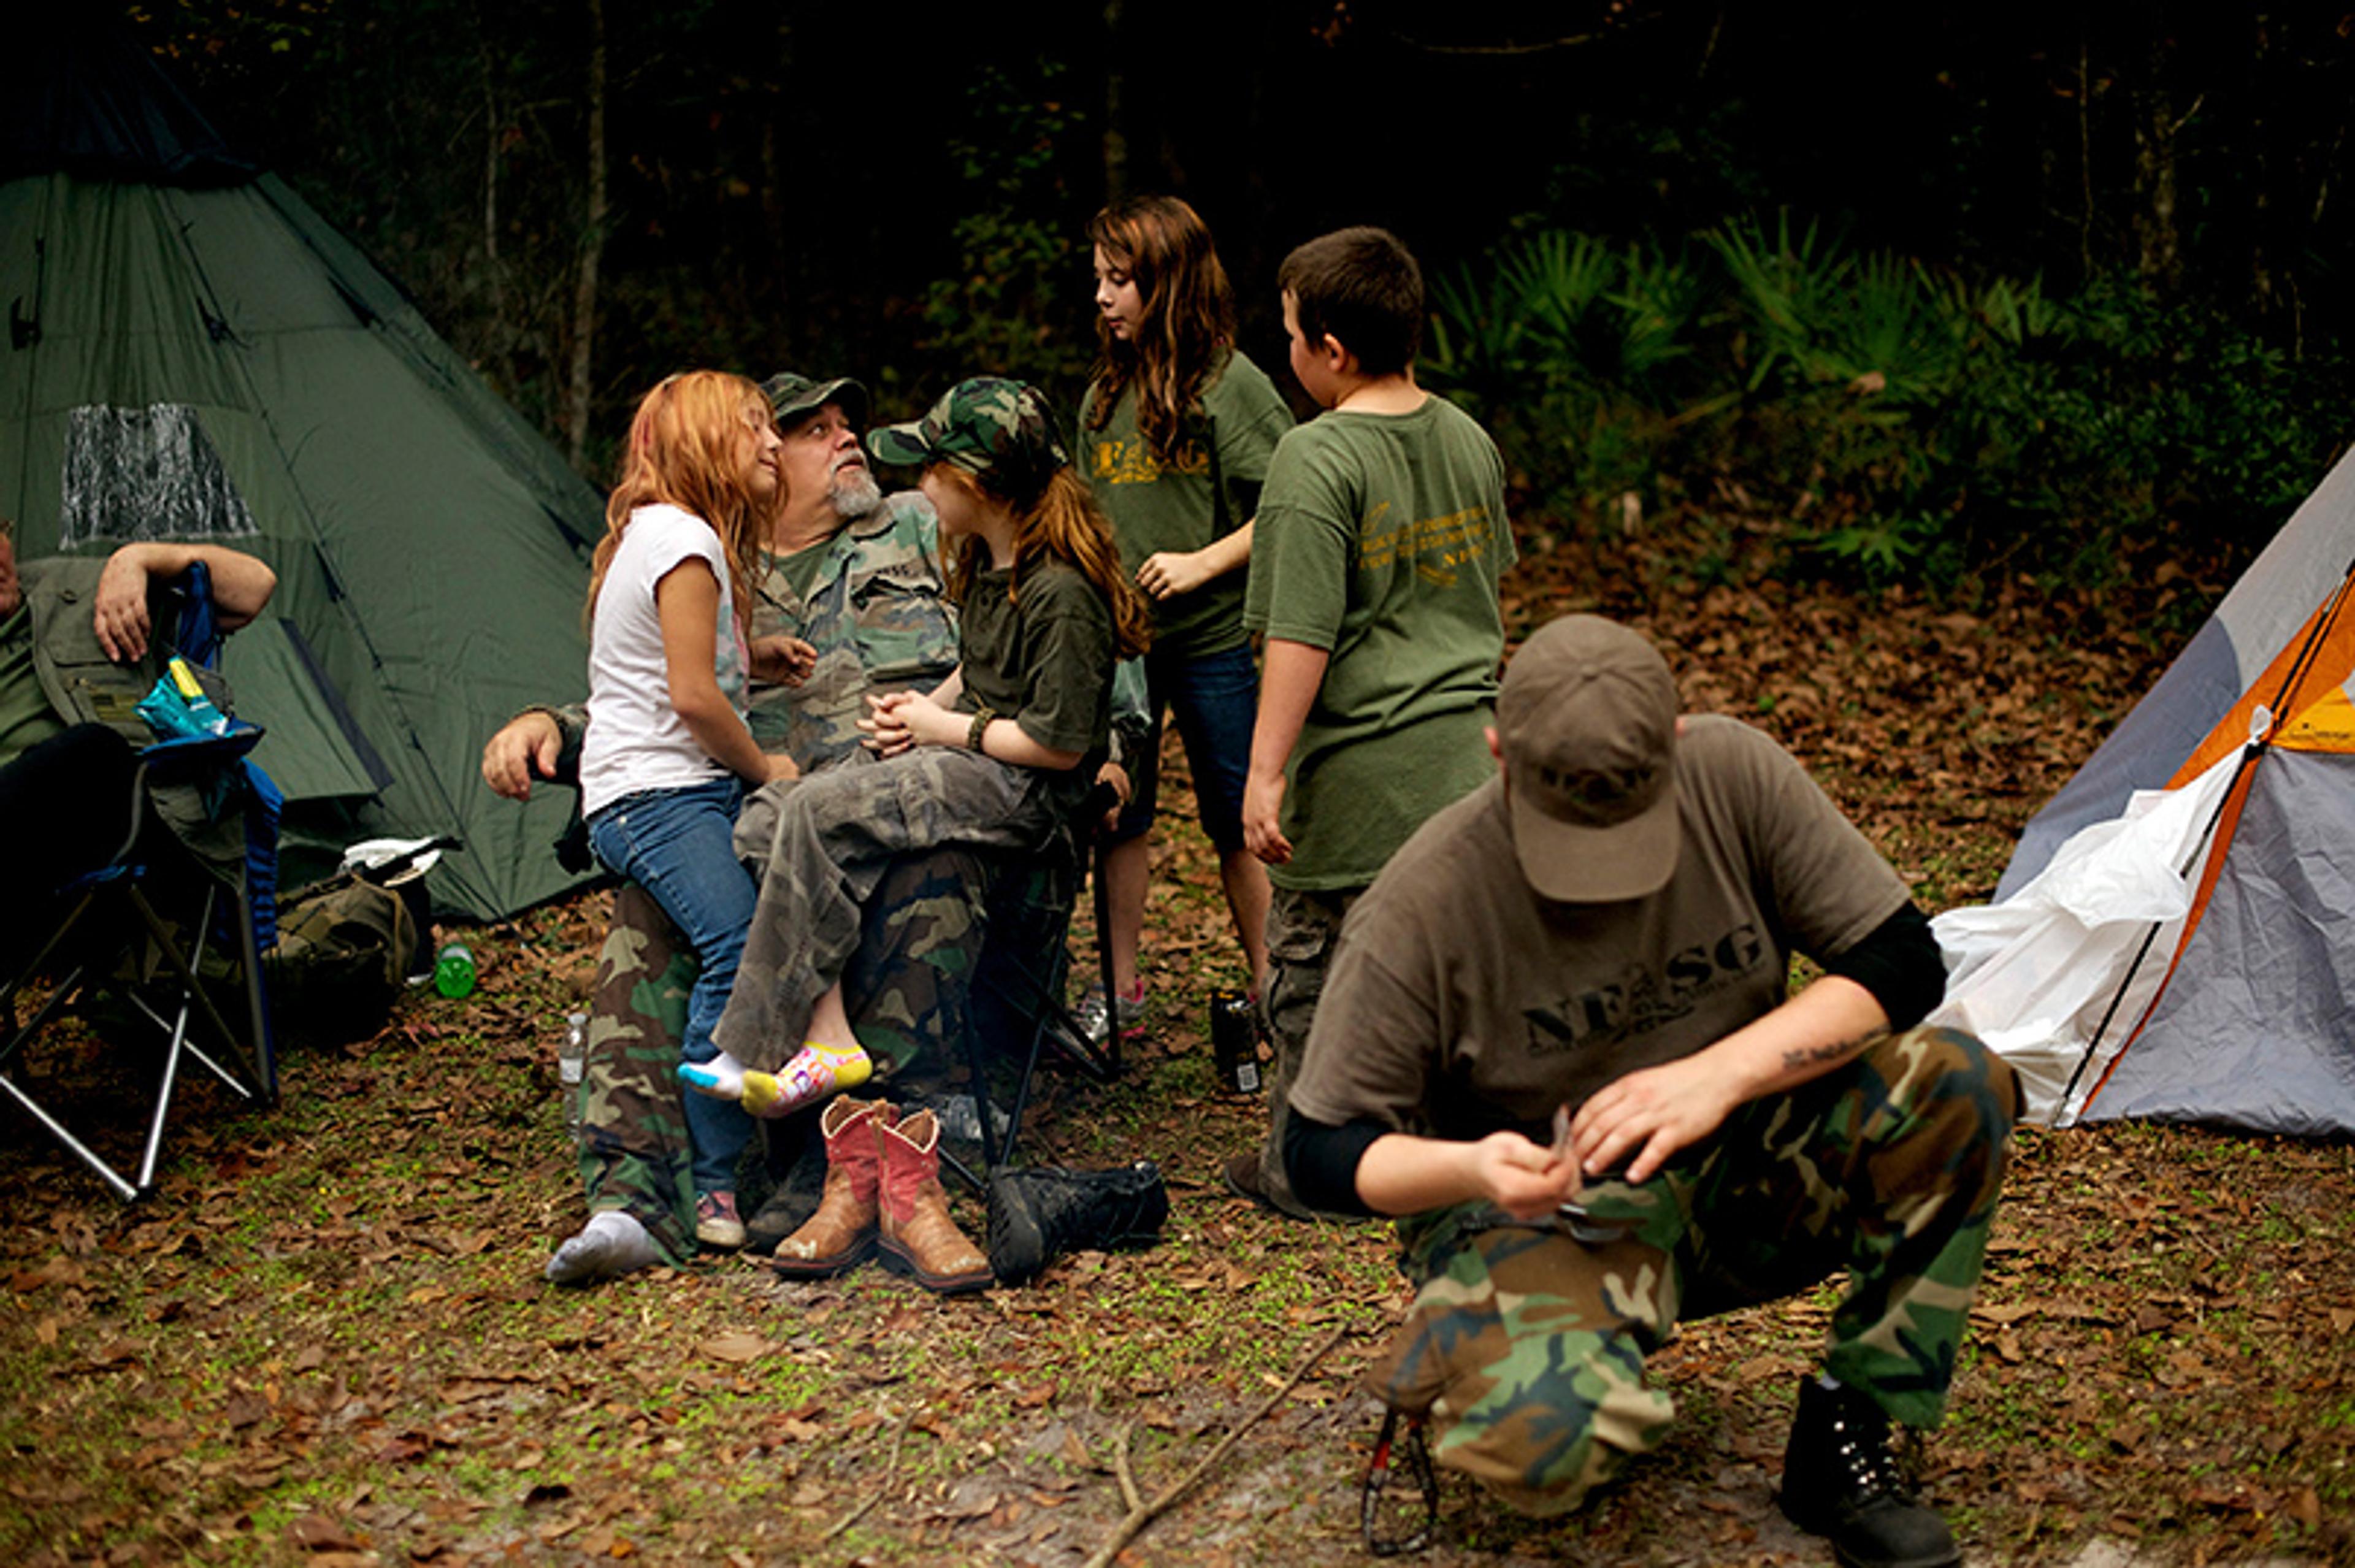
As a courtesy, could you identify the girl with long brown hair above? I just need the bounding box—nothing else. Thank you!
[578,370,813,1256]
[1077,194,1292,1042]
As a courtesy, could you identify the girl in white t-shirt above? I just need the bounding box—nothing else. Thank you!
[576,370,860,1253]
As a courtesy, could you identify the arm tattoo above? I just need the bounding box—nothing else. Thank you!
[1780,1030,1875,1075]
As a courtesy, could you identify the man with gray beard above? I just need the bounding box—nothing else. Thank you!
[738,374,959,770]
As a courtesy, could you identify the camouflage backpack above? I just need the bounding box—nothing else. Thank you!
[267,877,421,1039]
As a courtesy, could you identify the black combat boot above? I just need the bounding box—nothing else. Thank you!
[743,1128,830,1255]
[1779,1376,1959,1568]
[985,1161,1170,1285]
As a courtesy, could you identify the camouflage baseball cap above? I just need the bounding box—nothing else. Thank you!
[866,377,1070,497]
[761,372,869,432]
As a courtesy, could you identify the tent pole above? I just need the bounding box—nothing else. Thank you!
[10,182,56,532]
[2055,743,2257,1118]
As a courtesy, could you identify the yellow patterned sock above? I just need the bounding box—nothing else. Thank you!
[742,1039,873,1119]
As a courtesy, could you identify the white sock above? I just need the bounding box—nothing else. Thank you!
[545,1210,657,1286]
[678,1050,748,1099]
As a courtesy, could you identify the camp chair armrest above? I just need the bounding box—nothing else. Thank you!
[139,722,264,776]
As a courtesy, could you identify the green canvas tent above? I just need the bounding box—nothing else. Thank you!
[2,18,599,919]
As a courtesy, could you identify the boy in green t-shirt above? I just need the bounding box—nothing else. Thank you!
[1231,226,1516,1217]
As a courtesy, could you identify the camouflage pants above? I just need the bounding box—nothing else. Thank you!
[1255,882,1365,1218]
[576,882,702,1264]
[716,746,1071,1072]
[575,854,998,1265]
[1373,1027,2020,1516]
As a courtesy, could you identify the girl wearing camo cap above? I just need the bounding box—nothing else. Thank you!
[681,378,1149,1134]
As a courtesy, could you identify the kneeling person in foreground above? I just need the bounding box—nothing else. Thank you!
[1282,614,2017,1568]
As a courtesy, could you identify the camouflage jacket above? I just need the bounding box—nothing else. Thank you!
[746,489,959,770]
[17,556,177,743]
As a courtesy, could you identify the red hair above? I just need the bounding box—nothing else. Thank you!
[587,371,773,632]
[934,464,1151,660]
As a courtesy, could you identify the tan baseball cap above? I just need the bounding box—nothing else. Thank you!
[1497,615,1681,902]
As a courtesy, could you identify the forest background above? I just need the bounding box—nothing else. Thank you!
[129,0,2355,600]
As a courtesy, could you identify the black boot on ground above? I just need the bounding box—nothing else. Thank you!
[744,1138,830,1255]
[985,1161,1170,1286]
[1778,1376,1959,1568]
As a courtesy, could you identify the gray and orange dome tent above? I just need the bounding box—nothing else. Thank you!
[1937,445,2355,1136]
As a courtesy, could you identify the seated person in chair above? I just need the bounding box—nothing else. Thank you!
[484,373,1128,1285]
[0,522,277,949]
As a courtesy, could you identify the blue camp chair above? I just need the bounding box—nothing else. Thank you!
[0,563,280,1201]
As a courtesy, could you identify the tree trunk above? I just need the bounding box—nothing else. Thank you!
[2248,11,2273,313]
[478,33,511,377]
[565,0,608,472]
[758,11,792,357]
[1101,0,1128,202]
[2076,34,2094,279]
[2129,20,2183,292]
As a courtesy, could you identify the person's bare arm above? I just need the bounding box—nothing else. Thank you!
[1568,975,1891,1184]
[655,562,792,784]
[1137,519,1255,600]
[748,633,818,686]
[93,543,279,661]
[1349,976,1890,1217]
[1242,636,1328,865]
[483,710,565,801]
[860,689,1085,770]
[1355,1128,1580,1222]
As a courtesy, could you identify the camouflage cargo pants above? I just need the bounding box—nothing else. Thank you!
[716,746,1071,1073]
[1254,883,1364,1218]
[576,852,998,1266]
[576,883,701,1264]
[1372,1026,2020,1516]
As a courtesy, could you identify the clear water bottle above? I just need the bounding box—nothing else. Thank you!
[559,1011,588,1144]
[433,940,477,999]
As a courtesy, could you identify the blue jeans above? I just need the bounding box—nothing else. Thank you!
[587,778,755,1197]
[1109,642,1258,852]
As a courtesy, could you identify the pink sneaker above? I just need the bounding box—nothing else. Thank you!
[694,1191,746,1250]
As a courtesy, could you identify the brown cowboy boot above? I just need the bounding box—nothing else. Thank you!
[876,1107,992,1294]
[767,1097,886,1278]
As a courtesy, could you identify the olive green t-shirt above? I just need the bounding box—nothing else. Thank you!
[1078,350,1292,661]
[1243,394,1516,890]
[955,559,1114,757]
[0,603,67,766]
[771,538,831,605]
[1289,717,1912,1144]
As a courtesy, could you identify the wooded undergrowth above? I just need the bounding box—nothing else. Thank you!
[1426,220,2345,592]
[126,1,2355,578]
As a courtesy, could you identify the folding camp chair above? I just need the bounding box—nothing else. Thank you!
[939,783,1122,1190]
[0,566,279,1201]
